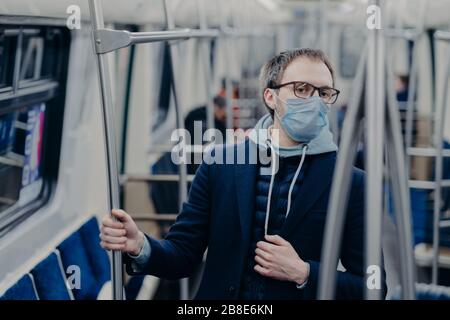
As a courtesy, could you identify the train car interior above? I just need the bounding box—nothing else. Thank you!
[0,0,450,302]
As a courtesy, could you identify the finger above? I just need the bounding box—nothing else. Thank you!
[254,264,271,277]
[111,209,130,223]
[265,234,288,246]
[255,248,272,261]
[254,255,271,268]
[256,240,276,252]
[100,241,125,251]
[102,215,124,229]
[102,227,126,237]
[100,234,127,244]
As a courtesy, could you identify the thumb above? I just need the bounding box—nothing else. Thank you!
[265,234,288,246]
[111,209,130,223]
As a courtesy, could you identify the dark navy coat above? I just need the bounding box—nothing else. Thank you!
[125,139,386,299]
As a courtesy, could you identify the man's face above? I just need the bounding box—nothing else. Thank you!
[264,57,334,117]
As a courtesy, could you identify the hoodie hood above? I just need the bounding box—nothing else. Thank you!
[248,113,338,157]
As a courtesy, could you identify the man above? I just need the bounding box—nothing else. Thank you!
[100,48,386,299]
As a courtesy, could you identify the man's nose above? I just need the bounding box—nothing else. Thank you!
[311,89,320,98]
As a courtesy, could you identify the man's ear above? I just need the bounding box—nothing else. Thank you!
[263,88,276,111]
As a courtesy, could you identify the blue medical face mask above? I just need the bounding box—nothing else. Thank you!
[272,93,329,143]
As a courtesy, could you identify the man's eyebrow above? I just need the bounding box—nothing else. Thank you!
[288,80,334,89]
[307,84,333,89]
[292,81,332,87]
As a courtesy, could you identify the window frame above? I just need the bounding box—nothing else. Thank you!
[0,24,71,238]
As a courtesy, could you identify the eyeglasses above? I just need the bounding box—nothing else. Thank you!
[270,81,340,104]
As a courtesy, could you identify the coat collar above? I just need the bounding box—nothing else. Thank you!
[234,140,258,243]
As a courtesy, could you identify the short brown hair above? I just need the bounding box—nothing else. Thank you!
[259,48,334,117]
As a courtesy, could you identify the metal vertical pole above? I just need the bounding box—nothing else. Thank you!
[320,1,419,299]
[365,0,385,300]
[404,0,427,171]
[318,0,339,143]
[318,45,367,299]
[88,0,123,300]
[225,60,234,131]
[404,47,419,160]
[220,1,235,132]
[163,0,190,300]
[198,0,215,131]
[319,0,328,52]
[431,45,450,284]
[386,54,416,299]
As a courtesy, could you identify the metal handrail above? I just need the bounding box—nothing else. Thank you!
[435,30,450,41]
[93,28,219,54]
[133,213,178,222]
[88,0,124,300]
[121,174,195,184]
[408,147,450,157]
[409,180,450,189]
[162,0,189,300]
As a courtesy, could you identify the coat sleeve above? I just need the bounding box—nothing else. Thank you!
[301,169,387,299]
[124,159,212,280]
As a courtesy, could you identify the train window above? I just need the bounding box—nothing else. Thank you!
[0,25,70,237]
[0,31,16,91]
[41,29,64,80]
[0,104,46,213]
[18,28,64,86]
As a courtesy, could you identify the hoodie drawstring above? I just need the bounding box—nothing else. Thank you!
[286,145,307,217]
[264,142,277,237]
[264,143,308,236]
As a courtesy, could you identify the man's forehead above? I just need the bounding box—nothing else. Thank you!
[281,57,333,87]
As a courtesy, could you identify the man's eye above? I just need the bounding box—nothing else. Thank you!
[319,90,332,98]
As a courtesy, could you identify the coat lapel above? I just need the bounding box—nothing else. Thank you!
[234,140,258,242]
[279,151,337,239]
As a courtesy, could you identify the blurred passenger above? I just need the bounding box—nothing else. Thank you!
[395,74,409,102]
[218,78,240,129]
[184,95,227,144]
[184,95,227,175]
